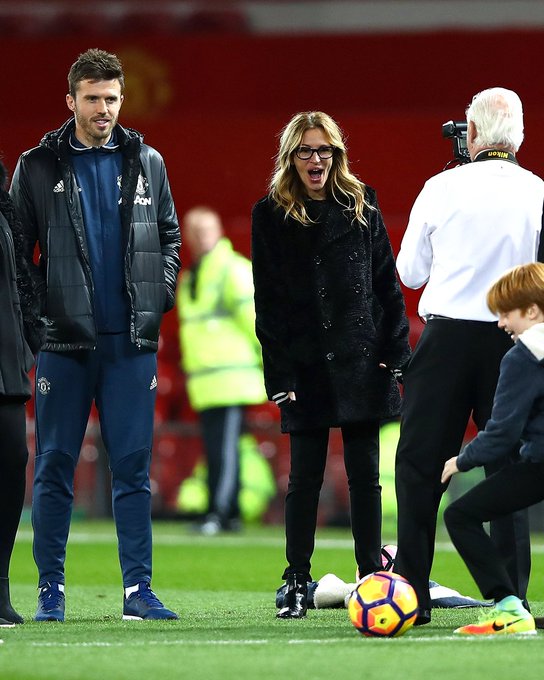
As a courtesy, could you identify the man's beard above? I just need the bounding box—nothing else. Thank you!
[75,112,116,146]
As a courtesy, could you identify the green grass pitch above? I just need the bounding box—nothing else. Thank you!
[3,520,544,680]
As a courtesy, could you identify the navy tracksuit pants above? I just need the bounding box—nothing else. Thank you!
[32,333,157,588]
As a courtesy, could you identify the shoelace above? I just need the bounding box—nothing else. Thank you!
[134,583,164,608]
[40,585,64,611]
[476,607,500,621]
[476,607,526,624]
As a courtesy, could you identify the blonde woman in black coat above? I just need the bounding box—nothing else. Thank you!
[251,112,410,618]
[0,159,44,625]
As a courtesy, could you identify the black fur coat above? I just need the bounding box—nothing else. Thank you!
[251,187,411,433]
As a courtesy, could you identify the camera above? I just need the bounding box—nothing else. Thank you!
[442,120,470,165]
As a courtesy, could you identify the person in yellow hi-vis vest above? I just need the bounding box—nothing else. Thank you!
[177,206,267,535]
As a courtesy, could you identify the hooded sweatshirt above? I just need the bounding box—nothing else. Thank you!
[457,322,544,471]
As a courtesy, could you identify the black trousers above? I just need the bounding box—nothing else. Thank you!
[445,460,544,602]
[283,420,381,581]
[199,406,243,522]
[395,319,531,611]
[0,398,28,578]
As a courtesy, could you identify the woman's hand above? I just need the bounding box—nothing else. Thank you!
[441,457,460,484]
[379,363,403,383]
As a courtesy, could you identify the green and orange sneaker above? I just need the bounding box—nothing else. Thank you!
[455,607,536,636]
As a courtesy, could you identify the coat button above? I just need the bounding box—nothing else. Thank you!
[353,283,362,294]
[348,251,359,261]
[357,316,364,325]
[362,346,370,357]
[314,255,322,265]
[323,319,332,329]
[326,352,335,361]
[318,287,327,297]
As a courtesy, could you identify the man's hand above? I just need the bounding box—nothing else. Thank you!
[441,457,460,484]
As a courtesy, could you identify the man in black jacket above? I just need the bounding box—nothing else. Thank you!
[10,48,181,622]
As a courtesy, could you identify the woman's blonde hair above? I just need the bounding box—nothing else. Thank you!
[269,111,368,225]
[487,262,544,314]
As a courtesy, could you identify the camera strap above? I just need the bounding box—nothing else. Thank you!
[473,149,518,165]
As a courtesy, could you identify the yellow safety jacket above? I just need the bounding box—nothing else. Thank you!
[177,238,266,410]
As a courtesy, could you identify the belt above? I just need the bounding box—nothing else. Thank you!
[424,314,495,325]
[425,314,452,321]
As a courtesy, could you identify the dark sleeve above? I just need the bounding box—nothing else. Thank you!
[8,155,47,352]
[367,188,411,369]
[251,198,296,398]
[1,184,45,354]
[155,156,181,312]
[9,153,47,317]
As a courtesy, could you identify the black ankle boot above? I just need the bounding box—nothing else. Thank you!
[0,577,24,625]
[276,573,308,619]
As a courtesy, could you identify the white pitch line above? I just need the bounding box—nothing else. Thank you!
[26,634,542,649]
[15,530,544,553]
[13,531,349,550]
[30,639,271,648]
[288,634,542,643]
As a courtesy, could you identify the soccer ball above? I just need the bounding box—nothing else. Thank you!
[380,544,397,571]
[348,571,418,638]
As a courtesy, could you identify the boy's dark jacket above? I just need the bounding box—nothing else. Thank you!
[458,323,544,470]
[251,187,411,431]
[9,118,181,352]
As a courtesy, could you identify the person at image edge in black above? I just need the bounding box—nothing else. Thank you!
[0,158,45,626]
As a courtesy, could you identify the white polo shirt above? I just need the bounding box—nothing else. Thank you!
[397,158,544,321]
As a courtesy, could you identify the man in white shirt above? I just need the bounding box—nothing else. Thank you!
[395,87,544,626]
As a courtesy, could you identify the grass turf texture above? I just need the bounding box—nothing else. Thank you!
[3,521,544,680]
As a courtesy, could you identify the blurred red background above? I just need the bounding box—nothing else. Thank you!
[2,22,543,517]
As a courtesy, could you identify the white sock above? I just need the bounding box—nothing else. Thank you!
[40,583,64,593]
[125,584,140,597]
